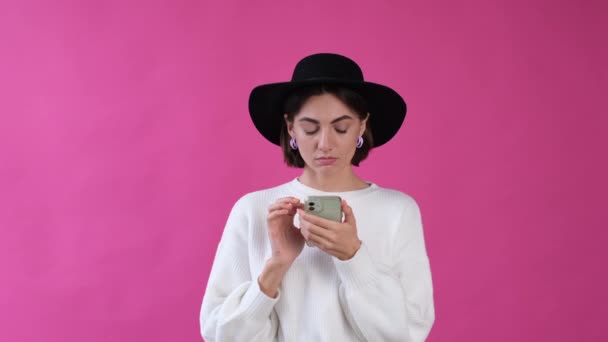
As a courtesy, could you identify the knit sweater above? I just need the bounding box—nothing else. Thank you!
[200,178,435,342]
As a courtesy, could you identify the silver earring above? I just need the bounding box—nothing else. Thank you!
[356,136,364,148]
[289,137,298,150]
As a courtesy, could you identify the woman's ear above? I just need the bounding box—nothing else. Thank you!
[284,114,294,136]
[359,113,370,136]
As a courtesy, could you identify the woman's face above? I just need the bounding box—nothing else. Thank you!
[286,93,367,175]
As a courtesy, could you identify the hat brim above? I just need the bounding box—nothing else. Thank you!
[248,78,406,147]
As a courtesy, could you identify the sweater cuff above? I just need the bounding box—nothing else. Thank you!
[333,241,377,289]
[240,278,280,318]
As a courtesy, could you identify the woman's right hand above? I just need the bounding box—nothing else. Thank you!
[266,197,305,266]
[258,197,305,298]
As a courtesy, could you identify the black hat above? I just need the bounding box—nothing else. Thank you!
[248,53,407,147]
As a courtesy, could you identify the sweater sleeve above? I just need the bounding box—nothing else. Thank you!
[200,197,280,342]
[333,197,435,342]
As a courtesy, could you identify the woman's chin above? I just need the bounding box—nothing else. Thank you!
[313,163,348,176]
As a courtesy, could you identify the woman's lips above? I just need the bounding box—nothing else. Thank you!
[316,157,337,165]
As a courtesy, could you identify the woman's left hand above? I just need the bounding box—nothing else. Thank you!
[298,199,362,260]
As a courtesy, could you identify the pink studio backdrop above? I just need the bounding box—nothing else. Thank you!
[1,0,606,341]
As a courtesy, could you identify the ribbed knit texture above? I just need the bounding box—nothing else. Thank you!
[200,178,435,342]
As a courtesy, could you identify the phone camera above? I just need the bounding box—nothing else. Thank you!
[308,201,315,211]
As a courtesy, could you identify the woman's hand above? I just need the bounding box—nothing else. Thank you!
[266,197,305,266]
[298,199,362,260]
[259,197,305,298]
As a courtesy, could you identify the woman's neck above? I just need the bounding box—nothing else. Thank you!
[298,167,369,192]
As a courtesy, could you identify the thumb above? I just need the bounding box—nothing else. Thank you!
[341,199,356,224]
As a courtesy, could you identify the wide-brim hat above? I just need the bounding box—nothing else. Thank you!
[248,53,407,147]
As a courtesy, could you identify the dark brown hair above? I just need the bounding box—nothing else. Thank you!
[280,84,374,168]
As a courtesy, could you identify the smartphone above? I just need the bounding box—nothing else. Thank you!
[304,196,343,222]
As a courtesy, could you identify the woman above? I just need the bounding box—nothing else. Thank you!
[200,53,435,341]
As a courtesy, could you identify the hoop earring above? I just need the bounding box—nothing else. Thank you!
[289,137,298,150]
[356,136,364,149]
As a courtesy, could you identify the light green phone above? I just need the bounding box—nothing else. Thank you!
[304,196,343,222]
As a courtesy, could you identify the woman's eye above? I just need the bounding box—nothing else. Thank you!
[304,130,318,135]
[335,127,348,134]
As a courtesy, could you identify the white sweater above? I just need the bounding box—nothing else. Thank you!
[200,178,435,342]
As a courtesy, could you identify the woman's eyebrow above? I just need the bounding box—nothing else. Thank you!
[297,115,353,124]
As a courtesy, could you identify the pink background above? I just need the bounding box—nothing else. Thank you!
[1,0,606,341]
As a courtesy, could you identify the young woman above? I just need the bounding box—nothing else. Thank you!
[200,53,435,341]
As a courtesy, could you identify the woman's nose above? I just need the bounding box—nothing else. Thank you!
[317,129,333,151]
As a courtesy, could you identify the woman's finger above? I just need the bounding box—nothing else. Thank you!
[301,221,336,247]
[298,209,338,230]
[303,222,335,242]
[268,198,303,213]
[275,197,302,205]
[341,199,356,224]
[305,232,335,252]
[268,202,293,213]
[267,209,289,220]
